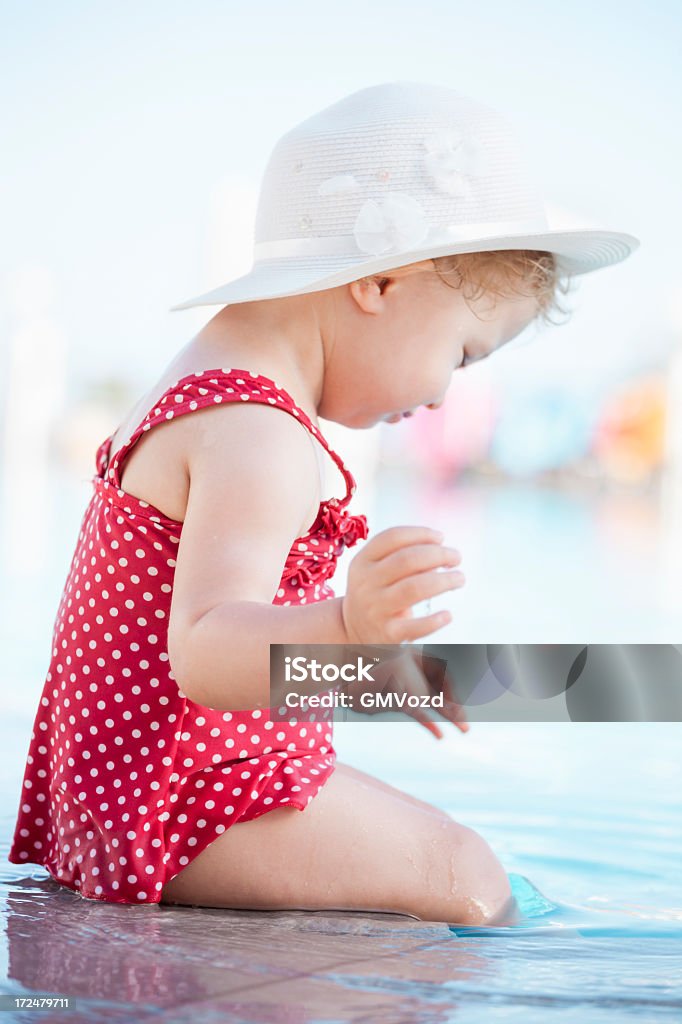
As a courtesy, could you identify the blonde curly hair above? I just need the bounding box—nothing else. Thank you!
[365,250,576,328]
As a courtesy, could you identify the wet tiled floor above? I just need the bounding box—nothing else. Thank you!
[3,871,467,1023]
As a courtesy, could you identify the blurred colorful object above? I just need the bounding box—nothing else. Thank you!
[489,388,596,477]
[406,372,498,479]
[592,375,667,482]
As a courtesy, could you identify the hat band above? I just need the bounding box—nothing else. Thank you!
[253,218,550,261]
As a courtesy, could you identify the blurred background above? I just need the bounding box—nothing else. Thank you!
[1,0,681,719]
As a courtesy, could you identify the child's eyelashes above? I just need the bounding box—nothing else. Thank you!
[458,350,488,369]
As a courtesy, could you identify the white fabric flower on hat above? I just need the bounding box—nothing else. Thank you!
[353,191,430,256]
[423,126,488,197]
[317,173,361,196]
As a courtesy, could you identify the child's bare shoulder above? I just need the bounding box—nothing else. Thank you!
[169,400,323,629]
[181,397,321,496]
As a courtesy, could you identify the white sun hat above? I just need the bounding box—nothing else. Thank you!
[169,80,640,312]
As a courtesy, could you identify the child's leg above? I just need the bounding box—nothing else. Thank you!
[338,761,459,816]
[160,761,512,926]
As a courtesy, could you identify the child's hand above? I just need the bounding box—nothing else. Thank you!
[345,646,470,739]
[341,526,465,644]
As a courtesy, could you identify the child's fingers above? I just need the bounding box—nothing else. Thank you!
[364,526,445,563]
[405,701,466,738]
[384,570,465,617]
[443,706,471,732]
[405,706,444,739]
[414,657,470,734]
[419,666,470,734]
[420,719,444,740]
[389,609,453,643]
[343,527,464,645]
[441,669,469,728]
[373,543,462,587]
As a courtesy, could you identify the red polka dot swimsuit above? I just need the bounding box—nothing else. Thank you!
[8,367,369,904]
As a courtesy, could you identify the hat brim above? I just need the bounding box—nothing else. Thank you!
[169,227,640,311]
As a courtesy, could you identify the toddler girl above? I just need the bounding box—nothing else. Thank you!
[8,81,638,925]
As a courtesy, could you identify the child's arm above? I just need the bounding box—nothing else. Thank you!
[167,400,336,708]
[168,403,462,710]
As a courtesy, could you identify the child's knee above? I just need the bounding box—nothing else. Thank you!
[414,819,511,926]
[449,822,511,924]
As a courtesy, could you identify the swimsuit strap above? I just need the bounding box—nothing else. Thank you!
[99,367,358,507]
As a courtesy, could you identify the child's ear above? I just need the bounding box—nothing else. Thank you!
[348,275,391,314]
